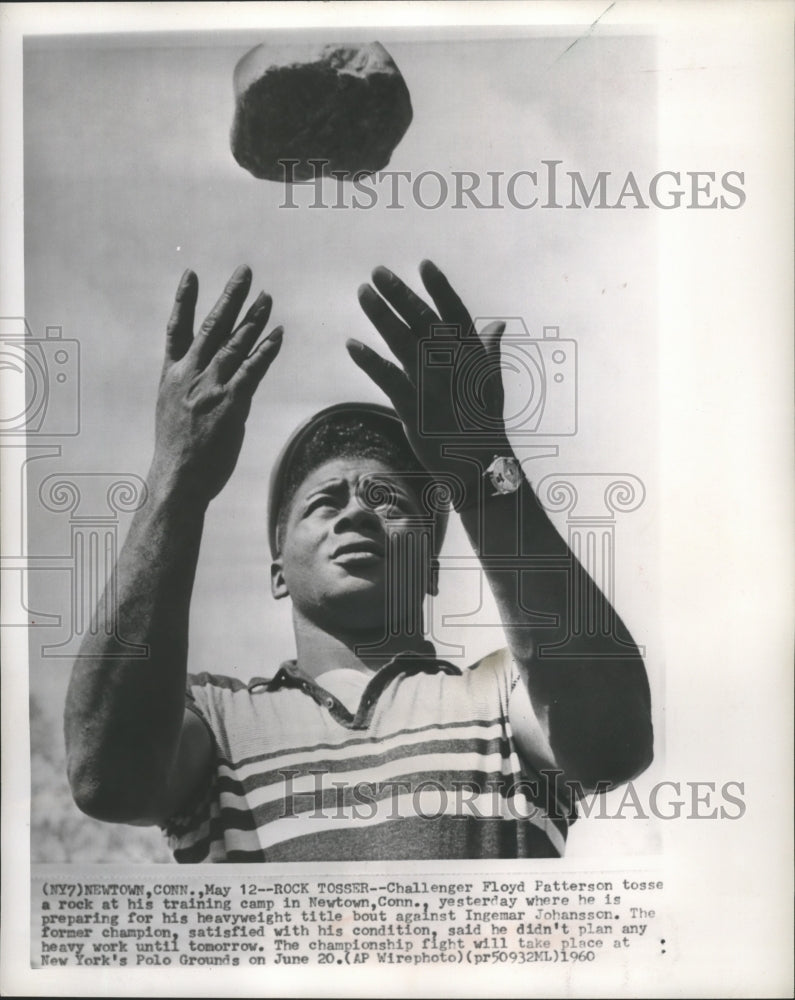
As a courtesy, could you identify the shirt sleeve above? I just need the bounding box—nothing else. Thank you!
[503,649,579,825]
[158,674,220,842]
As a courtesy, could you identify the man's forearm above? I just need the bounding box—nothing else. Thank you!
[64,471,207,821]
[63,266,281,823]
[458,471,653,788]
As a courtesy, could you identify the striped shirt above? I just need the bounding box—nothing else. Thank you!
[163,646,573,862]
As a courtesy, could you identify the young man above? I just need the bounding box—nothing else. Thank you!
[64,260,653,861]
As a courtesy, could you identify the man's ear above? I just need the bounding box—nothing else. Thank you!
[270,559,289,600]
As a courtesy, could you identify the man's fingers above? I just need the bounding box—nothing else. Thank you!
[211,293,272,382]
[358,283,419,383]
[230,327,284,394]
[481,320,506,357]
[371,266,438,334]
[165,269,198,362]
[346,338,416,422]
[419,259,474,333]
[476,321,507,413]
[192,265,253,368]
[236,289,271,332]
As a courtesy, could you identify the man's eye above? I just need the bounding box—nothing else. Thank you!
[376,495,414,518]
[306,496,337,514]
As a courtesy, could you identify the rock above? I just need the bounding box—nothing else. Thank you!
[230,42,413,182]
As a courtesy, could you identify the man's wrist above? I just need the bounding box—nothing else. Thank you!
[483,454,523,496]
[452,439,518,512]
[146,456,212,516]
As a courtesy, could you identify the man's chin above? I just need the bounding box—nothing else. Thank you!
[321,581,391,628]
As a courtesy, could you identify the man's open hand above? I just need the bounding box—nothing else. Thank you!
[348,259,510,503]
[151,266,283,506]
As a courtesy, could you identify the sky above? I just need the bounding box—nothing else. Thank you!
[23,27,660,856]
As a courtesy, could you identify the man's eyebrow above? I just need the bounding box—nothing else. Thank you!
[374,480,413,499]
[363,475,422,507]
[302,477,347,499]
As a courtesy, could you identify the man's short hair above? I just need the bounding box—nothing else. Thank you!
[268,403,449,556]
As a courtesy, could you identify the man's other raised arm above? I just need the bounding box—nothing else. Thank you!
[349,259,652,794]
[64,267,283,825]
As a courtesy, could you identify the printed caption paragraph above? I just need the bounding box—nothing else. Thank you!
[32,872,667,969]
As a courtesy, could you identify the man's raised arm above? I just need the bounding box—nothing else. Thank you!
[348,259,652,793]
[64,266,283,825]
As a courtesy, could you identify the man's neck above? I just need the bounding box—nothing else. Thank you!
[291,610,429,679]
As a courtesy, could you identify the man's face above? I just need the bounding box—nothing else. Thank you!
[271,455,434,635]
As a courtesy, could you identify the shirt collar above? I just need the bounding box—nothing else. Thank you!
[249,642,460,693]
[247,645,461,730]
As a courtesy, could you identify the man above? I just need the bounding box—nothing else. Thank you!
[64,260,653,861]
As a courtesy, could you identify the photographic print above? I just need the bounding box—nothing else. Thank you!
[1,2,792,997]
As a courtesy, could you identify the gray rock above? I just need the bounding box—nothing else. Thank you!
[230,42,413,182]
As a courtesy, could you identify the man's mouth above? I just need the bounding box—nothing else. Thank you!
[332,540,385,562]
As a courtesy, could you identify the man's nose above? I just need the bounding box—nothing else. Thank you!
[334,495,383,533]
